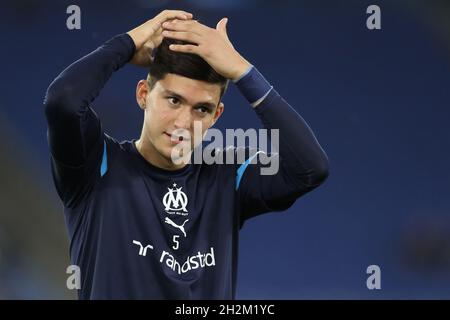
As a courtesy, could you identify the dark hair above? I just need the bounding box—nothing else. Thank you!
[147,38,229,99]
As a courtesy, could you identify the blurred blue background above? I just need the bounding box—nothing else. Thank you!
[0,0,449,299]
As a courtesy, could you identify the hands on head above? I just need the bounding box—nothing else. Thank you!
[127,10,250,81]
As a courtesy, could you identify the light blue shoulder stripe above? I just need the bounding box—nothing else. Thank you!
[235,151,262,190]
[100,140,108,177]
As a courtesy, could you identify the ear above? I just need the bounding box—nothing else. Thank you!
[136,80,149,110]
[211,102,225,125]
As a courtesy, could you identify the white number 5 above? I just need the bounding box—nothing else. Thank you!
[172,235,180,250]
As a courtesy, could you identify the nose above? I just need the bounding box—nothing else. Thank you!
[173,106,193,130]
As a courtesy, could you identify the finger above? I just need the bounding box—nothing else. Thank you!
[169,44,200,54]
[162,10,193,20]
[162,19,209,35]
[216,17,230,41]
[154,17,179,32]
[152,28,163,48]
[162,30,202,44]
[157,10,193,23]
[152,16,190,36]
[216,17,226,31]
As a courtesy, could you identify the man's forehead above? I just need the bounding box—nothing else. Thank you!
[156,73,221,104]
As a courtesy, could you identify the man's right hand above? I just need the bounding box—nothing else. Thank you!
[127,10,193,67]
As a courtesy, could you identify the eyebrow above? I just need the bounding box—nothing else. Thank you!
[163,89,217,110]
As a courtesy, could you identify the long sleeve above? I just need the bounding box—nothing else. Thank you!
[234,68,329,223]
[43,33,135,207]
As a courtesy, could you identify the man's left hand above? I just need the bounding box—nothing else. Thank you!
[161,18,251,81]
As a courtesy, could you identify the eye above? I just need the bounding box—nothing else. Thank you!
[195,106,212,114]
[167,96,180,105]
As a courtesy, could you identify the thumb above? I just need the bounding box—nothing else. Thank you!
[216,17,230,40]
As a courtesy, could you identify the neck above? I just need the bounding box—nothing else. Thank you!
[134,136,189,171]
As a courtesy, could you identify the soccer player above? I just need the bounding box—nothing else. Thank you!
[44,10,329,299]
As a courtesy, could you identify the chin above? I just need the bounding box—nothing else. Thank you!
[158,147,174,161]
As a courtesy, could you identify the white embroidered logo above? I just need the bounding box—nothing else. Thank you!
[164,217,189,238]
[162,183,188,215]
[132,240,154,256]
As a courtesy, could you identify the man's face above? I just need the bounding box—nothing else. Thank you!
[137,73,224,164]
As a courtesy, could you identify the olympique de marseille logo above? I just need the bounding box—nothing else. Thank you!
[162,183,188,215]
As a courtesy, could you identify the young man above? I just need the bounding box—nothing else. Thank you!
[44,10,329,299]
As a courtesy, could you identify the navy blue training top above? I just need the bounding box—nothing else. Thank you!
[43,33,329,299]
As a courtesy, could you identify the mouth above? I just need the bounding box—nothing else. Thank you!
[164,132,190,144]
